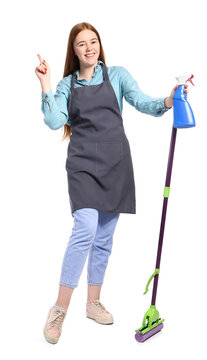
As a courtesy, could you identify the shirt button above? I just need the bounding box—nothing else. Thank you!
[92,75,95,78]
[45,95,48,99]
[96,66,98,68]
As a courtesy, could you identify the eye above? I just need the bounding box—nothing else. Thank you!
[79,40,97,47]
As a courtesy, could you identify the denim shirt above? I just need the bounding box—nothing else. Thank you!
[41,60,170,130]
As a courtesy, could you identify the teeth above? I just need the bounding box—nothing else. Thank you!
[85,53,95,57]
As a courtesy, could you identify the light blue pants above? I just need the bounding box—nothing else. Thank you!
[59,208,120,288]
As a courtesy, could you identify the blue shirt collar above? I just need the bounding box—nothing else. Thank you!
[75,60,104,80]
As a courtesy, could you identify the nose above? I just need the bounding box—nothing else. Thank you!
[86,43,93,51]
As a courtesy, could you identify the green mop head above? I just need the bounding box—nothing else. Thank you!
[135,305,164,342]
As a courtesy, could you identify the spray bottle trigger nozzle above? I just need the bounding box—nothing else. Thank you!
[188,74,195,86]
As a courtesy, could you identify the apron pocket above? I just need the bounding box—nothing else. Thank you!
[66,141,97,172]
[96,141,123,171]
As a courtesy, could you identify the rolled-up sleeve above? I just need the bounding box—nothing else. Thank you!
[119,66,170,117]
[41,77,71,130]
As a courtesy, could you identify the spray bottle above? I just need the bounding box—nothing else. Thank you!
[173,74,195,128]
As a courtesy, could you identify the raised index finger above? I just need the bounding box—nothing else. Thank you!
[37,54,43,63]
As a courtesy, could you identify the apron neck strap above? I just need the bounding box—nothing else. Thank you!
[102,64,109,81]
[71,63,109,90]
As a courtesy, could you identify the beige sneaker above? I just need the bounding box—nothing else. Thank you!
[43,306,67,344]
[86,299,114,325]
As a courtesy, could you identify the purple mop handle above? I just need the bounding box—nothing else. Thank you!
[151,126,177,306]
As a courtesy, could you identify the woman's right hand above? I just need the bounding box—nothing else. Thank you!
[35,54,51,82]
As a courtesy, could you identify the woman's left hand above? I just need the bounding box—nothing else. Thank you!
[164,84,189,108]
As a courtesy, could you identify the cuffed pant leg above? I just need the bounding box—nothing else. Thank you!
[59,208,99,288]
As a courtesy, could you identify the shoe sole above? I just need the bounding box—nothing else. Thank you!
[86,311,114,325]
[43,326,60,344]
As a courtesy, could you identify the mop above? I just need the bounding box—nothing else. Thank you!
[135,74,195,343]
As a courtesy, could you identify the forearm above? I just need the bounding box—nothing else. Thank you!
[41,79,52,94]
[41,80,52,110]
[126,94,170,117]
[42,105,68,130]
[164,96,173,109]
[41,89,68,130]
[40,76,70,130]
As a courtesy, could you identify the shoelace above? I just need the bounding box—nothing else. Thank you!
[93,300,109,313]
[49,309,66,329]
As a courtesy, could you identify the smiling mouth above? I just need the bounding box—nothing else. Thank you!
[85,53,95,58]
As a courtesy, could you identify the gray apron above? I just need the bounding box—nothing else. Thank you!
[66,63,136,216]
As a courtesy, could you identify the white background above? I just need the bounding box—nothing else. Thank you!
[1,0,206,358]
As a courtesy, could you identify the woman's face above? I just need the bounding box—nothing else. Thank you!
[73,29,100,68]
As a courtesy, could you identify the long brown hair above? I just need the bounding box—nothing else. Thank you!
[61,22,106,142]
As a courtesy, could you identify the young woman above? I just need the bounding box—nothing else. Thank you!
[35,22,188,344]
